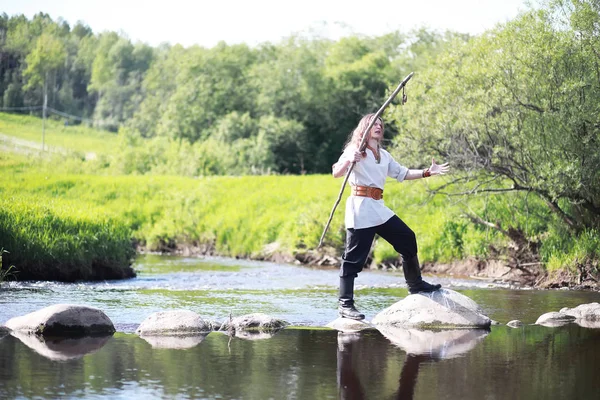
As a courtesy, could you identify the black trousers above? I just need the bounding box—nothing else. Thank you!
[340,215,417,277]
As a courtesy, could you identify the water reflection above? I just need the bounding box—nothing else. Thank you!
[139,332,209,349]
[377,326,489,358]
[337,332,366,400]
[10,331,112,361]
[336,331,434,400]
[230,328,284,341]
[337,327,490,400]
[575,319,600,329]
[0,328,599,399]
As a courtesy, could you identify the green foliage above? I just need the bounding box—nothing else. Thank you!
[23,32,66,90]
[390,0,600,231]
[88,33,154,130]
[0,248,17,284]
[541,225,600,272]
[1,12,458,174]
[439,221,468,259]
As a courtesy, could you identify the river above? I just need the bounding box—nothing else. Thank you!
[1,254,599,399]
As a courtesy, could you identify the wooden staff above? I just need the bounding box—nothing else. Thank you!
[317,72,414,249]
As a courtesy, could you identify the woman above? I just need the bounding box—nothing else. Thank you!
[332,113,449,320]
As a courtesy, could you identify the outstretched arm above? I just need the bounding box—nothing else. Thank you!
[404,158,450,181]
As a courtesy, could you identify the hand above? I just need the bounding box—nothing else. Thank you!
[429,158,449,175]
[351,150,362,163]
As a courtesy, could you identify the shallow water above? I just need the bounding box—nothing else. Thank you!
[1,255,599,399]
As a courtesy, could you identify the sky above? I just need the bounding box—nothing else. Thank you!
[1,0,531,48]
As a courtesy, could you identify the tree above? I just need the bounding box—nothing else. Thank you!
[88,33,154,130]
[23,31,67,148]
[23,32,66,93]
[390,0,600,230]
[156,42,256,143]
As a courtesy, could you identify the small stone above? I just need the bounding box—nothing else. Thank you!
[507,320,523,328]
[220,313,287,332]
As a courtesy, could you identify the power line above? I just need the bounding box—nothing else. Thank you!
[0,105,100,125]
[0,105,43,111]
[46,107,95,124]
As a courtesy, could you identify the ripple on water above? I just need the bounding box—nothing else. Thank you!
[2,255,595,330]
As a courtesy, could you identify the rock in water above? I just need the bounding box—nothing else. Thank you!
[560,303,600,322]
[535,311,576,327]
[372,289,491,328]
[5,304,115,336]
[219,313,288,332]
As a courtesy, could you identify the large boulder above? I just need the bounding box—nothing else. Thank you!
[560,303,600,322]
[219,313,288,332]
[376,326,489,358]
[10,331,111,361]
[136,310,211,336]
[326,317,373,332]
[5,304,115,336]
[535,312,576,327]
[372,289,491,328]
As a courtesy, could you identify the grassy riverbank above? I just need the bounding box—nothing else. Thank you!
[0,191,135,281]
[0,150,485,281]
[2,150,598,286]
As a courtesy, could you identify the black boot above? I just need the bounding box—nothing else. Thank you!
[338,276,365,320]
[402,255,441,294]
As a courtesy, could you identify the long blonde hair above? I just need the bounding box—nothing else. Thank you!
[343,113,384,151]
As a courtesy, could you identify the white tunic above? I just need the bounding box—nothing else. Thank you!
[337,147,409,229]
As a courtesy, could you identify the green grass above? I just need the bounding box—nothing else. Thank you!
[0,193,135,281]
[0,151,512,267]
[0,112,119,156]
[0,248,17,285]
[2,150,598,281]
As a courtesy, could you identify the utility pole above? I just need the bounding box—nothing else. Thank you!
[42,74,47,152]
